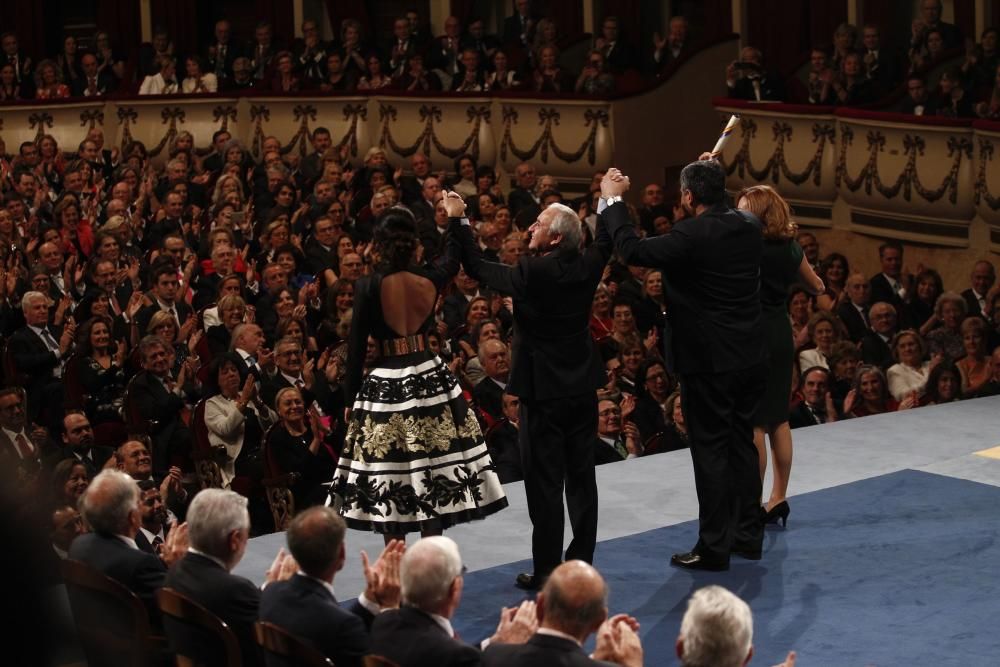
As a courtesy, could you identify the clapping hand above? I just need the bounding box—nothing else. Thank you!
[160,521,189,567]
[362,539,405,609]
[593,614,642,667]
[265,547,299,583]
[491,600,538,644]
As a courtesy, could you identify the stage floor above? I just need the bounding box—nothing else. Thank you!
[236,396,1000,665]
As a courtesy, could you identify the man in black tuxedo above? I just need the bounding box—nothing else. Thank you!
[69,470,168,623]
[912,0,963,51]
[10,291,72,429]
[128,336,195,475]
[304,215,341,287]
[72,53,116,97]
[163,489,263,667]
[300,127,332,188]
[442,267,482,333]
[789,367,836,429]
[472,339,509,423]
[860,25,901,94]
[207,19,242,82]
[860,302,898,369]
[134,263,195,337]
[503,0,536,47]
[134,479,171,555]
[44,412,115,474]
[202,130,232,175]
[725,47,785,102]
[486,393,523,484]
[260,507,402,667]
[116,439,190,521]
[962,260,995,319]
[594,398,639,465]
[398,153,435,208]
[603,162,766,571]
[448,188,612,590]
[507,162,541,221]
[868,241,910,326]
[482,560,642,667]
[594,16,638,74]
[370,536,537,665]
[262,337,343,417]
[836,272,873,343]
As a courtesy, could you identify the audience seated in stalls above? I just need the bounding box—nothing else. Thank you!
[925,291,968,361]
[826,341,862,418]
[369,535,538,666]
[860,302,899,370]
[472,338,510,425]
[725,46,785,102]
[267,386,338,510]
[886,329,932,403]
[798,311,845,373]
[630,358,673,445]
[961,260,995,319]
[955,316,993,394]
[836,272,872,343]
[911,268,945,332]
[596,396,641,464]
[843,364,900,418]
[789,366,837,428]
[969,347,1000,397]
[922,360,963,405]
[51,458,92,511]
[134,478,171,555]
[115,438,190,520]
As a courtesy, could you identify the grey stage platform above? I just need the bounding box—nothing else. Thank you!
[235,395,1000,592]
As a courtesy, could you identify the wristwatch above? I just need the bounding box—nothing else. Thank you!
[605,196,624,206]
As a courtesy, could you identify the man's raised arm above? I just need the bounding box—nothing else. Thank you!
[442,191,527,298]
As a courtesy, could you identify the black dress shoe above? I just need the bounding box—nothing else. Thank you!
[515,572,546,590]
[670,551,729,571]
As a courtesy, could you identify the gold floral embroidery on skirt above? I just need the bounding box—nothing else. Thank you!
[345,410,484,462]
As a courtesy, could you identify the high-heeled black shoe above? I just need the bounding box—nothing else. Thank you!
[763,501,790,527]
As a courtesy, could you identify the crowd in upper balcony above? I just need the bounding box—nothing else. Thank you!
[725,0,1000,120]
[0,3,699,103]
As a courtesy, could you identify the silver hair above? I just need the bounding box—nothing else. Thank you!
[679,585,753,667]
[80,470,140,536]
[401,536,463,611]
[186,488,250,561]
[21,291,47,312]
[547,203,583,249]
[229,323,251,351]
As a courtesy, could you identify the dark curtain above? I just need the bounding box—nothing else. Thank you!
[450,0,476,28]
[150,0,199,59]
[747,0,846,74]
[325,0,372,39]
[548,0,585,39]
[953,0,976,41]
[699,0,734,41]
[255,0,295,46]
[0,4,46,60]
[96,0,142,65]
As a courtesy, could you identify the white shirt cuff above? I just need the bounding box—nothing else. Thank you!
[357,592,382,615]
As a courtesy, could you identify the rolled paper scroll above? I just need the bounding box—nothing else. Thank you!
[708,114,740,159]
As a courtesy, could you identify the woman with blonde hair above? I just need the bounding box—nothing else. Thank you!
[737,185,823,527]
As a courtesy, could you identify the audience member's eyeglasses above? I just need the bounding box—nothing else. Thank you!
[599,408,621,417]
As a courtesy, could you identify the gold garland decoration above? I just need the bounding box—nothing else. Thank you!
[836,126,972,203]
[499,106,609,165]
[720,116,835,186]
[147,107,187,158]
[117,107,138,150]
[336,103,367,160]
[974,138,1000,210]
[79,109,104,130]
[28,112,53,142]
[379,104,491,162]
[250,104,271,159]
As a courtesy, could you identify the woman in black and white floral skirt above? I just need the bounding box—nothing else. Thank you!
[330,209,507,542]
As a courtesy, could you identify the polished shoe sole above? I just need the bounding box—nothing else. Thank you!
[670,555,729,571]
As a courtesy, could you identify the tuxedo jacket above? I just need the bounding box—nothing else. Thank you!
[604,202,764,375]
[127,371,191,473]
[482,633,617,666]
[259,573,374,667]
[860,331,894,369]
[163,552,262,667]
[472,377,505,421]
[961,288,987,319]
[456,216,612,401]
[9,325,63,409]
[594,437,627,465]
[68,531,166,624]
[869,273,905,314]
[506,186,539,220]
[836,300,870,344]
[43,446,115,475]
[304,238,339,279]
[788,401,828,429]
[70,69,117,97]
[134,524,171,556]
[485,420,522,484]
[369,606,479,667]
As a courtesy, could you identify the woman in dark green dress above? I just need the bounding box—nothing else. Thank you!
[737,186,824,525]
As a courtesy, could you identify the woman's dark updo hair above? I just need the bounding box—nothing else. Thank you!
[374,209,418,272]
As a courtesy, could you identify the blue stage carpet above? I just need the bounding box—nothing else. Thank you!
[444,470,1000,666]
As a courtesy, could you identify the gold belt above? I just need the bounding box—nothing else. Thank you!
[381,334,427,357]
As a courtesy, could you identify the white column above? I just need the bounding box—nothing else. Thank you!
[732,0,748,48]
[140,0,152,43]
[847,0,860,25]
[975,0,986,39]
[293,0,304,38]
[584,0,596,34]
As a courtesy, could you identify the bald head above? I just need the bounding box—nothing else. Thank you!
[539,560,608,641]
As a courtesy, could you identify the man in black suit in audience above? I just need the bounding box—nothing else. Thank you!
[10,291,72,429]
[603,162,766,572]
[486,393,524,484]
[134,262,195,337]
[449,186,612,590]
[128,336,195,475]
[836,272,872,344]
[134,479,171,555]
[163,489,266,667]
[789,367,836,429]
[44,412,115,474]
[262,337,343,417]
[472,339,510,423]
[860,302,898,370]
[369,536,537,665]
[868,241,910,325]
[503,0,536,47]
[482,560,643,667]
[69,470,169,623]
[260,507,404,667]
[507,162,541,221]
[650,16,691,75]
[962,260,995,319]
[595,398,639,465]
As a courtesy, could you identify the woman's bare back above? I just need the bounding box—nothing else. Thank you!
[380,271,437,336]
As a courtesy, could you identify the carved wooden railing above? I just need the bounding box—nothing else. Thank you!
[714,99,1000,250]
